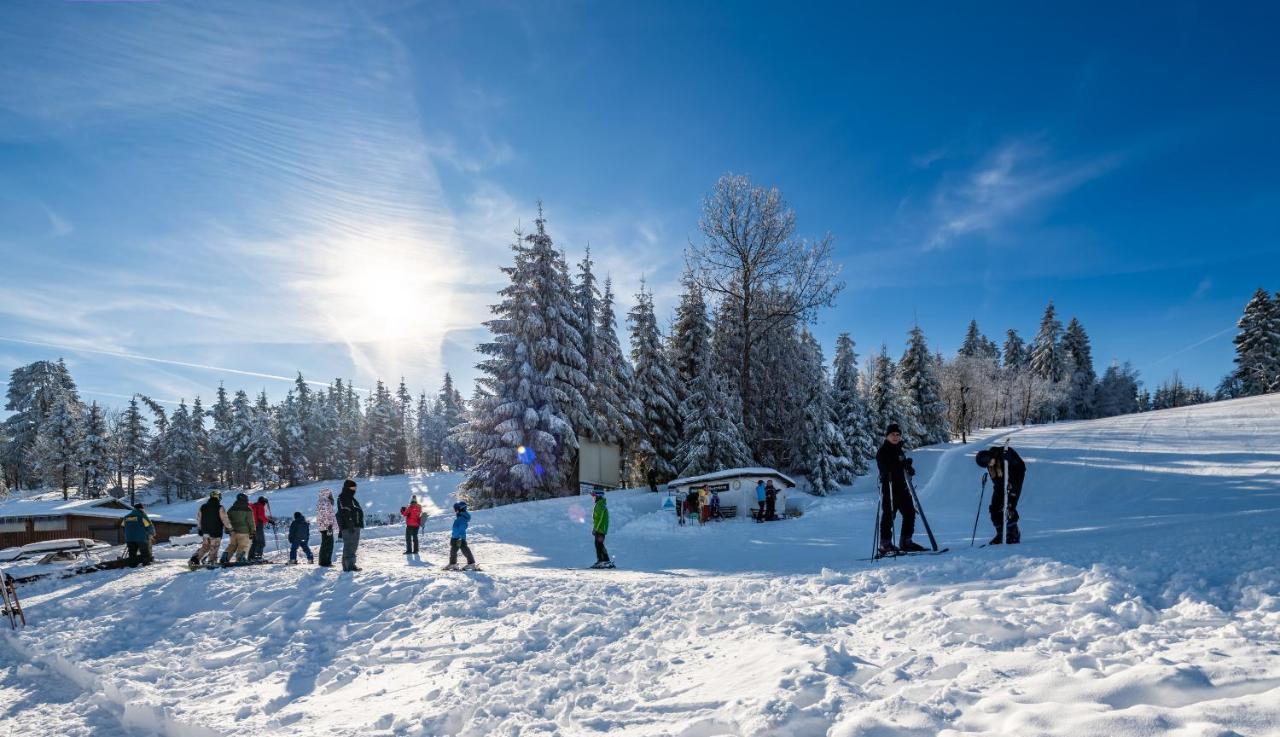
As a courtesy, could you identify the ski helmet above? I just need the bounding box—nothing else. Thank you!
[591,490,604,501]
[454,501,467,513]
[975,449,993,467]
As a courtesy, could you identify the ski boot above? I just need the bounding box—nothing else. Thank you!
[461,563,481,571]
[442,563,461,571]
[988,533,1003,545]
[899,540,927,553]
[876,541,899,558]
[592,560,616,569]
[187,555,201,569]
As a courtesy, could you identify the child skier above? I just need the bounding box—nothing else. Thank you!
[444,501,478,571]
[288,511,314,564]
[976,445,1027,544]
[401,495,423,554]
[590,491,613,568]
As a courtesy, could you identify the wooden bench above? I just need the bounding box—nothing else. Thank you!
[716,505,737,520]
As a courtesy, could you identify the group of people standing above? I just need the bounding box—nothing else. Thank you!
[875,422,1026,556]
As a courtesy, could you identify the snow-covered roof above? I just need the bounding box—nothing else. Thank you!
[667,467,797,488]
[0,497,185,522]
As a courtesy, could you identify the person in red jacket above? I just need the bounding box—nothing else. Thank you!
[248,496,272,561]
[400,496,424,555]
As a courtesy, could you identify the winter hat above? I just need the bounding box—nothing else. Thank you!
[591,490,604,501]
[885,423,902,436]
[975,449,994,468]
[210,490,222,499]
[133,503,145,510]
[453,501,468,513]
[410,495,418,504]
[342,479,357,494]
[236,493,249,503]
[257,496,268,505]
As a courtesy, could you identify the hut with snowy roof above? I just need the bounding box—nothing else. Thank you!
[665,467,796,520]
[0,497,194,549]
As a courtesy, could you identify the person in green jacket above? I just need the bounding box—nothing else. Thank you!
[590,491,613,569]
[221,493,257,564]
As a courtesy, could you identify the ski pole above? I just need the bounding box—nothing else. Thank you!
[906,477,940,552]
[871,483,882,561]
[970,472,988,547]
[1001,439,1011,545]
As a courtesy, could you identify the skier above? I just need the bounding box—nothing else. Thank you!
[590,491,613,568]
[120,503,155,567]
[248,496,272,561]
[976,445,1027,544]
[315,488,337,568]
[444,501,478,571]
[336,479,364,572]
[287,511,314,564]
[698,486,710,525]
[400,495,423,554]
[222,493,256,564]
[875,423,925,555]
[675,489,687,526]
[755,480,766,522]
[189,490,231,567]
[764,481,778,521]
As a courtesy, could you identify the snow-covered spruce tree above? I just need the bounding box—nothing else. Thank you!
[710,284,745,393]
[898,326,949,446]
[394,378,413,474]
[210,384,236,487]
[748,308,806,468]
[3,358,79,489]
[278,391,308,486]
[865,345,917,446]
[791,331,853,494]
[118,397,148,504]
[364,381,398,476]
[1095,361,1142,417]
[229,390,254,487]
[31,386,83,499]
[190,396,211,484]
[628,281,682,482]
[1002,329,1027,370]
[591,278,641,450]
[77,401,109,498]
[1030,302,1065,383]
[164,401,199,499]
[1061,317,1097,420]
[436,373,469,471]
[461,211,590,503]
[832,333,875,478]
[674,280,753,478]
[242,392,281,489]
[1232,288,1280,396]
[417,392,441,470]
[337,380,364,478]
[575,247,599,388]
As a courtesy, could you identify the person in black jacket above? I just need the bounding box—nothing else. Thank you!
[875,424,924,555]
[336,479,365,572]
[189,491,232,567]
[287,511,314,564]
[976,445,1026,544]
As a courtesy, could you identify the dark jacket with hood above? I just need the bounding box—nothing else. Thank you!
[227,494,256,535]
[337,488,364,530]
[288,513,310,544]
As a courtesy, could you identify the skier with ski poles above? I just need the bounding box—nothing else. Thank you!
[590,491,614,568]
[874,424,925,556]
[975,444,1026,544]
[444,501,478,571]
[248,496,272,561]
[190,490,231,567]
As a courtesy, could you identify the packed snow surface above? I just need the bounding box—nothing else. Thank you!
[3,395,1280,736]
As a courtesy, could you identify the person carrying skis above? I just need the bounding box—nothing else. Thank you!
[248,496,272,561]
[976,445,1027,544]
[400,496,423,554]
[590,491,613,568]
[223,493,256,564]
[287,511,314,564]
[445,501,477,571]
[336,479,364,572]
[755,480,767,523]
[120,503,155,567]
[190,490,231,567]
[875,423,924,555]
[315,488,337,568]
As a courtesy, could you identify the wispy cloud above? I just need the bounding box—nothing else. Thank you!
[920,139,1121,251]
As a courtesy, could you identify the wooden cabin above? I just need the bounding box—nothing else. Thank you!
[0,498,194,549]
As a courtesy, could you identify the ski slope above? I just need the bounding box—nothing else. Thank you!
[3,396,1279,736]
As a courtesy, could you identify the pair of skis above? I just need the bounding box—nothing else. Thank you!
[869,472,945,562]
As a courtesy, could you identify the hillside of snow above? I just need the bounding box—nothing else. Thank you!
[3,395,1279,736]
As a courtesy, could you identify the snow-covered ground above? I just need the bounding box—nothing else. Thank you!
[3,395,1279,736]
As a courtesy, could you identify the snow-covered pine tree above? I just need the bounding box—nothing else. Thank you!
[394,378,413,474]
[417,392,440,470]
[575,246,599,386]
[1232,288,1280,396]
[437,373,469,471]
[1030,302,1065,383]
[832,333,875,478]
[670,267,711,389]
[628,280,682,482]
[243,392,282,488]
[1002,329,1027,370]
[1095,361,1142,417]
[164,401,199,499]
[898,326,949,446]
[1061,317,1097,420]
[278,391,308,486]
[461,210,590,503]
[190,396,211,484]
[364,381,397,476]
[119,397,148,504]
[747,308,805,468]
[229,390,254,487]
[3,358,79,489]
[959,320,984,358]
[589,278,640,449]
[77,401,109,498]
[31,385,83,499]
[210,384,236,487]
[865,345,917,446]
[790,331,853,494]
[339,380,363,478]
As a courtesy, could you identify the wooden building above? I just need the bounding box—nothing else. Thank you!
[0,498,194,549]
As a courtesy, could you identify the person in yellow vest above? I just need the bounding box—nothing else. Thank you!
[698,486,710,525]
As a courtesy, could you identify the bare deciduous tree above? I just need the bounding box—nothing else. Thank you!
[690,173,844,419]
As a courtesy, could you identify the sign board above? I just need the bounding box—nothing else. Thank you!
[578,439,621,489]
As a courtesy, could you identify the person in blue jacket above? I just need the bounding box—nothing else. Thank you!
[444,501,478,570]
[755,480,767,523]
[120,503,155,567]
[287,511,314,564]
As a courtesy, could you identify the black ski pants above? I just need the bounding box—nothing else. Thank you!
[879,479,916,546]
[593,532,609,562]
[405,525,419,553]
[126,541,153,567]
[449,537,475,566]
[989,472,1024,542]
[319,530,334,566]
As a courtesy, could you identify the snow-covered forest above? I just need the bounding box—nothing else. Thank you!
[3,176,1278,506]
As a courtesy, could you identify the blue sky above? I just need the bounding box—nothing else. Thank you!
[1,1,1277,408]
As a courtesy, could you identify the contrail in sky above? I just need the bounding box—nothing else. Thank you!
[0,336,354,391]
[1149,325,1236,366]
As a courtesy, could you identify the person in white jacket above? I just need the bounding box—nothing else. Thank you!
[316,488,337,568]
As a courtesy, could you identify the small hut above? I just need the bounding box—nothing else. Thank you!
[0,498,194,549]
[666,467,797,520]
